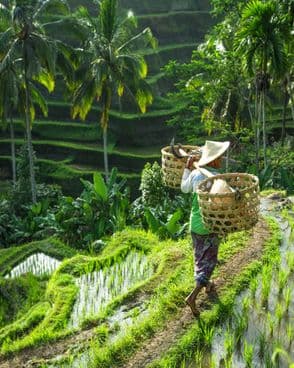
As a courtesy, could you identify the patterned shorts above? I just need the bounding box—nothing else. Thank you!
[191,232,220,286]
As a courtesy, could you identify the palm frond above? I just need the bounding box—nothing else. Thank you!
[72,78,97,120]
[0,39,20,74]
[34,0,70,20]
[100,0,117,42]
[0,28,15,59]
[29,81,48,116]
[30,33,56,76]
[43,17,89,43]
[34,68,55,92]
[0,2,11,31]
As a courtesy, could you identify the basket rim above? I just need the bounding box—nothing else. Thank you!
[196,172,259,197]
[161,145,200,157]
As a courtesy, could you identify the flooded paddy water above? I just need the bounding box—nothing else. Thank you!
[46,252,153,368]
[5,252,61,278]
[68,252,153,328]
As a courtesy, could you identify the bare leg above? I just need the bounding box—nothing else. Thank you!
[185,284,203,316]
[205,280,215,293]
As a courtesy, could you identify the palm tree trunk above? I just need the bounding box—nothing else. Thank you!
[9,115,16,186]
[286,74,294,123]
[256,91,262,171]
[262,90,267,169]
[103,128,109,180]
[281,81,288,146]
[24,46,37,203]
[255,84,260,170]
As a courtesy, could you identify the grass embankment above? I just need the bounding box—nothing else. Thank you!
[42,225,264,367]
[137,11,213,45]
[0,238,76,277]
[149,218,281,368]
[0,238,76,348]
[0,155,141,197]
[0,276,46,331]
[0,230,165,355]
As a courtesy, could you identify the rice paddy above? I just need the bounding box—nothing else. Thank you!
[5,252,61,278]
[0,197,293,368]
[182,199,294,368]
[68,252,153,328]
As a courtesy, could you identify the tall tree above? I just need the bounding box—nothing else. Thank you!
[72,0,156,178]
[0,66,20,186]
[0,0,72,202]
[235,0,288,169]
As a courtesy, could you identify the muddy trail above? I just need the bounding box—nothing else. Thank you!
[0,215,270,368]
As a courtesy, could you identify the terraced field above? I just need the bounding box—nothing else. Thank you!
[0,195,293,367]
[0,0,215,195]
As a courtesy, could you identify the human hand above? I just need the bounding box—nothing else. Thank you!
[185,155,197,170]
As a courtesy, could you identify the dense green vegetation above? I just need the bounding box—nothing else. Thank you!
[0,0,293,367]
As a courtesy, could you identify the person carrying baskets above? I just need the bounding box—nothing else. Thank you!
[181,140,230,316]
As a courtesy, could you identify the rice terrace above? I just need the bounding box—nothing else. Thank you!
[0,0,293,367]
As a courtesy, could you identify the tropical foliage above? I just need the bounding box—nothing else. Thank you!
[0,0,73,202]
[71,0,156,177]
[165,0,293,181]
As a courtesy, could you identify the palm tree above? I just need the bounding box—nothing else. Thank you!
[0,65,19,186]
[235,0,288,169]
[278,0,294,145]
[0,0,72,202]
[72,0,156,179]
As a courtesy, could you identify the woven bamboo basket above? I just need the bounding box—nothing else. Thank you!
[197,173,260,235]
[161,145,200,189]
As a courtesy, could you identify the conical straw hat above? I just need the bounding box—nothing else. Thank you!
[197,140,230,167]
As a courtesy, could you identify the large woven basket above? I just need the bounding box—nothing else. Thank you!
[197,173,260,235]
[161,145,200,189]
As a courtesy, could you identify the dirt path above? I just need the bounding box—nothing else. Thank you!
[0,220,269,368]
[122,219,269,368]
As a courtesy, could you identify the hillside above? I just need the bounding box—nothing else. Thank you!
[0,0,215,195]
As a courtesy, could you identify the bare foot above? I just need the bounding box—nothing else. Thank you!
[185,285,202,316]
[185,297,199,316]
[205,281,215,293]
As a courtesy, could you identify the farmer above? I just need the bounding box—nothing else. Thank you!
[181,140,230,316]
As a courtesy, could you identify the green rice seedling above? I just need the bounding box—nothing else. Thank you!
[286,325,293,348]
[265,353,274,368]
[242,295,250,315]
[180,359,186,368]
[286,251,294,273]
[224,330,234,360]
[271,346,289,368]
[261,265,272,308]
[224,356,233,368]
[257,331,267,361]
[275,302,284,326]
[193,349,203,367]
[267,312,275,338]
[209,354,217,368]
[233,312,248,350]
[249,277,258,300]
[198,320,215,350]
[277,269,289,294]
[243,341,254,368]
[283,287,291,313]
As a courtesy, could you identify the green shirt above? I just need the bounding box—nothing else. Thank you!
[181,167,218,235]
[190,192,210,235]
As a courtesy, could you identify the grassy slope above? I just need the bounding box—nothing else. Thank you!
[0,217,276,366]
[0,238,77,346]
